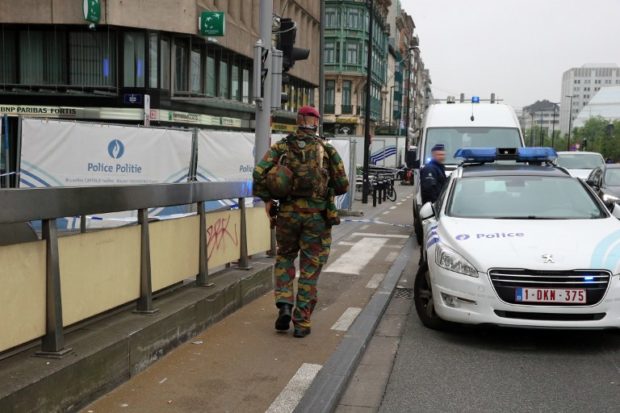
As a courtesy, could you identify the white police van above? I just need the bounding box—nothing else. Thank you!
[412,100,525,243]
[415,147,620,330]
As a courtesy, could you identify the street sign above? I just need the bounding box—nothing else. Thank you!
[83,0,101,23]
[123,94,143,105]
[199,12,225,36]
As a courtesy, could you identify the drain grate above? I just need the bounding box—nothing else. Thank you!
[394,287,414,300]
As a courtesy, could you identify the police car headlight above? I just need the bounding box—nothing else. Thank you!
[603,193,620,203]
[435,244,478,278]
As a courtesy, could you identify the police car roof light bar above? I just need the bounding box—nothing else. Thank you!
[455,147,557,165]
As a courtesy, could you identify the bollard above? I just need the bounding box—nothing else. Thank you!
[135,208,158,314]
[196,201,210,286]
[372,184,377,207]
[238,198,252,270]
[378,180,383,205]
[383,180,388,202]
[79,215,87,233]
[36,218,72,358]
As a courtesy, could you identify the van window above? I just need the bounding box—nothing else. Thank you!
[424,127,522,165]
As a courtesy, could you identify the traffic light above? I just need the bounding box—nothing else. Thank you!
[277,18,310,74]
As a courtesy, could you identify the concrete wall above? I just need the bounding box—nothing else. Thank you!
[0,210,271,353]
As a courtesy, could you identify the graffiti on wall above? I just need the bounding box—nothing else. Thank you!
[206,213,239,262]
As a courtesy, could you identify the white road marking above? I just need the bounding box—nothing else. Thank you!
[396,202,403,206]
[360,224,370,230]
[385,251,399,262]
[331,307,362,331]
[366,273,386,289]
[324,237,388,274]
[390,206,397,210]
[382,211,390,215]
[338,241,355,246]
[352,232,409,239]
[265,363,323,413]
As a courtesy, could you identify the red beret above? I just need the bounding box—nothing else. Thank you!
[298,106,320,118]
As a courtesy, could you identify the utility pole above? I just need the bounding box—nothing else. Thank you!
[362,0,374,204]
[319,0,325,136]
[566,94,575,151]
[254,0,273,165]
[551,103,557,149]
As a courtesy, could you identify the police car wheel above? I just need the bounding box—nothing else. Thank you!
[414,263,446,330]
[413,210,423,246]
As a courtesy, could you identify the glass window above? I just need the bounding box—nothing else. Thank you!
[242,68,250,103]
[325,42,335,64]
[326,8,338,27]
[326,80,335,104]
[160,37,170,90]
[557,153,605,169]
[206,54,216,96]
[448,176,605,219]
[219,57,229,98]
[190,46,201,93]
[0,30,17,84]
[123,32,145,87]
[424,127,523,165]
[69,31,116,87]
[605,168,620,186]
[346,43,358,64]
[19,30,66,85]
[347,9,360,28]
[174,38,189,92]
[342,80,351,106]
[231,64,240,101]
[149,33,158,88]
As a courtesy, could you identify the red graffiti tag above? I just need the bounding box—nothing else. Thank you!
[207,215,239,260]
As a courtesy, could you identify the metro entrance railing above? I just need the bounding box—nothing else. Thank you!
[0,181,270,358]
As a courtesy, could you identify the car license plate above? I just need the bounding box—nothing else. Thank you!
[515,288,586,304]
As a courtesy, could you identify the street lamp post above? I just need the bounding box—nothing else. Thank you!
[361,0,374,204]
[551,103,558,149]
[566,94,576,151]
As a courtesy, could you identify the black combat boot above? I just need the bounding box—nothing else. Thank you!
[293,326,311,338]
[275,304,292,331]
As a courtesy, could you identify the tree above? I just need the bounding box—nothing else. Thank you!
[573,117,620,160]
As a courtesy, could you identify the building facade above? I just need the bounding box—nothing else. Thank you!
[323,0,391,136]
[520,99,560,145]
[559,64,620,135]
[0,0,320,135]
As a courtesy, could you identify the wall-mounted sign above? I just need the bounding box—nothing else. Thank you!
[83,0,101,24]
[123,94,144,105]
[199,11,225,36]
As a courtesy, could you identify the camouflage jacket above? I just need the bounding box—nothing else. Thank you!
[253,130,349,212]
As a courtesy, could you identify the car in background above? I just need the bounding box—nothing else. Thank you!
[415,147,620,330]
[586,164,620,210]
[556,151,605,179]
[412,101,525,244]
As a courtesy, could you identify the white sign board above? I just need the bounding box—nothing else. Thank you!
[20,119,193,228]
[20,119,192,187]
[197,130,255,210]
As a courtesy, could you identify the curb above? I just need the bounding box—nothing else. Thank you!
[294,236,415,413]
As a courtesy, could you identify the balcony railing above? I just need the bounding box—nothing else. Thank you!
[324,104,336,114]
[341,104,354,114]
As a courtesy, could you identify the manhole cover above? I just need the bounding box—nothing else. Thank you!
[394,287,414,300]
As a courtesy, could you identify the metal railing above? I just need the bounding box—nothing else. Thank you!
[0,181,254,357]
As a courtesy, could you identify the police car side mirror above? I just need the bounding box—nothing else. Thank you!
[419,202,435,220]
[586,178,598,189]
[611,204,620,219]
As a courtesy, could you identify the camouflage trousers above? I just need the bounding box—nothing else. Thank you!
[274,211,331,329]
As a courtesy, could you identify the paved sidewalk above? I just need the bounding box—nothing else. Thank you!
[83,186,415,413]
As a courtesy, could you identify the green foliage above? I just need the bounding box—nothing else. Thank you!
[573,117,620,161]
[525,117,620,160]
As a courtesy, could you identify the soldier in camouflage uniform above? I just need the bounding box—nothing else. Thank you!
[253,106,349,338]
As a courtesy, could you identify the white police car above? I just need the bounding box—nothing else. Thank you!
[415,147,620,329]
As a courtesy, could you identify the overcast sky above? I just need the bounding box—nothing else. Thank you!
[401,0,620,109]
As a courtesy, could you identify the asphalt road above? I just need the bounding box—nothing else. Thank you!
[380,301,620,412]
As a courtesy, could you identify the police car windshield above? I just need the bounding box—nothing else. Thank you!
[556,153,604,169]
[424,127,522,165]
[447,176,606,219]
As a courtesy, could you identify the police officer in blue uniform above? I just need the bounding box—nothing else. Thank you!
[421,144,447,204]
